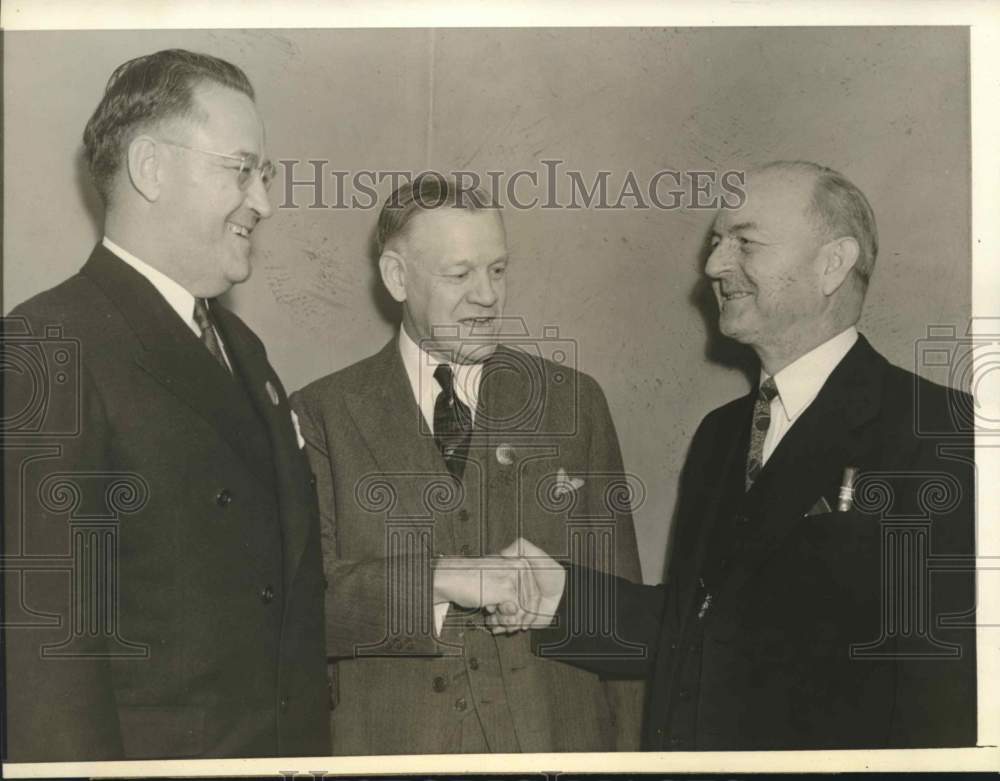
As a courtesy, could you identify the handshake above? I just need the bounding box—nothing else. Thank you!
[432,538,566,634]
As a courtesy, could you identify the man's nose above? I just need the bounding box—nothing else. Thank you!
[246,174,273,220]
[467,270,499,307]
[704,240,731,279]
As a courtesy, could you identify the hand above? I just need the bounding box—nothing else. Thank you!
[432,555,539,622]
[486,537,566,634]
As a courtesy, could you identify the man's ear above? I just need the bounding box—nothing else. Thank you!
[379,250,408,303]
[126,135,162,202]
[818,236,860,296]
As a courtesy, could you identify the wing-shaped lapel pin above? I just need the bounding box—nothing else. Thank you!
[552,467,585,497]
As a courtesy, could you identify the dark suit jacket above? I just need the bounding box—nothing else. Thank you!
[291,338,645,754]
[3,244,330,761]
[536,335,976,750]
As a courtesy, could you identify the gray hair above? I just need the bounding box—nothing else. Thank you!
[83,49,255,206]
[760,160,879,286]
[376,173,499,256]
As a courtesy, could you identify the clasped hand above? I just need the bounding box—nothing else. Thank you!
[433,538,565,634]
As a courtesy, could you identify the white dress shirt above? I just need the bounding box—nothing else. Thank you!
[761,326,859,464]
[398,327,487,634]
[398,326,483,431]
[102,236,232,370]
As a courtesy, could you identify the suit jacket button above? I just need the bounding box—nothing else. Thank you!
[454,697,468,712]
[216,488,233,507]
[260,585,275,604]
[678,688,691,701]
[459,545,471,556]
[458,509,470,522]
[432,676,448,693]
[468,657,480,670]
[279,697,289,712]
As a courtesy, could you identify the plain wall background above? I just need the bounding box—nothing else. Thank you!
[3,28,970,583]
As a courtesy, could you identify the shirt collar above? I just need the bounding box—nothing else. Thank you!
[102,236,197,327]
[764,326,859,422]
[397,326,483,416]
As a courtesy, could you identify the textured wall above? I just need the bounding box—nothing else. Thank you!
[3,28,970,582]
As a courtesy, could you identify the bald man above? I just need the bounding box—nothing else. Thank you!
[522,161,976,750]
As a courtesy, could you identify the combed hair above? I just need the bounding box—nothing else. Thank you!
[760,160,879,285]
[83,49,255,205]
[376,173,499,256]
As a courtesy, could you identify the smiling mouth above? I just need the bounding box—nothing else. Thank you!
[721,291,752,302]
[227,222,253,239]
[460,317,496,326]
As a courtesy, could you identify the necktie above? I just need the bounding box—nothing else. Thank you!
[192,298,231,373]
[433,364,473,479]
[745,377,779,490]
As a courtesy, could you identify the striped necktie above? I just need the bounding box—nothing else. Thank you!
[433,364,473,479]
[192,298,231,374]
[745,377,779,490]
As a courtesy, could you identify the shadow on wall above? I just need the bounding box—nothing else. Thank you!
[658,225,757,582]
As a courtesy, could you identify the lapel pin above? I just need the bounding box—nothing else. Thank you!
[553,467,585,496]
[496,443,515,465]
[265,380,280,406]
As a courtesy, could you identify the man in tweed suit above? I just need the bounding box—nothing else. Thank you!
[291,176,645,754]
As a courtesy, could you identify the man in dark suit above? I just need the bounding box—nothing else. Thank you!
[290,176,645,754]
[2,49,329,761]
[509,161,977,750]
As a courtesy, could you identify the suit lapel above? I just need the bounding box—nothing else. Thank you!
[81,244,273,482]
[474,346,541,551]
[675,395,754,624]
[215,309,314,597]
[714,336,885,602]
[343,340,457,536]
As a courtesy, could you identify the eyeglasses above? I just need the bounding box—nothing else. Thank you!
[159,140,276,191]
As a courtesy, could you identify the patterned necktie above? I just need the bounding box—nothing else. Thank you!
[745,377,779,491]
[192,298,231,373]
[433,364,473,479]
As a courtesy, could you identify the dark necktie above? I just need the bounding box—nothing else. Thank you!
[745,377,779,490]
[192,298,231,373]
[433,364,473,479]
